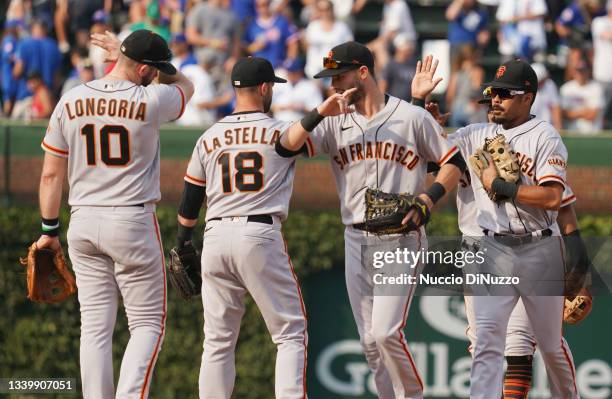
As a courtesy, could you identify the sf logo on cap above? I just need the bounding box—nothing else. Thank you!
[495,66,506,79]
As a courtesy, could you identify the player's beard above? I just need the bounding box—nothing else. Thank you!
[140,69,157,87]
[347,78,365,105]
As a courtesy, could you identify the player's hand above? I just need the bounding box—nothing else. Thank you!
[425,102,450,128]
[481,152,498,191]
[317,88,357,117]
[411,55,443,101]
[401,194,433,226]
[35,235,61,251]
[91,30,121,63]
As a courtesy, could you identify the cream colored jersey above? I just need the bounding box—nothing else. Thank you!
[307,95,459,226]
[451,118,568,235]
[447,130,576,236]
[41,79,186,206]
[184,112,300,221]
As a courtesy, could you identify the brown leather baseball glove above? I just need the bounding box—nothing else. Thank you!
[19,243,77,304]
[469,134,520,201]
[563,288,593,325]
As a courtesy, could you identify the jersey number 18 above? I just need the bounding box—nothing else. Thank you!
[218,151,263,193]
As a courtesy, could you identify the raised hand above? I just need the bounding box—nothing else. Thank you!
[411,55,443,100]
[317,88,357,117]
[425,102,451,128]
[90,30,121,63]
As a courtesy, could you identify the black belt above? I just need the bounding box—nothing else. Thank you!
[483,228,552,247]
[209,214,273,225]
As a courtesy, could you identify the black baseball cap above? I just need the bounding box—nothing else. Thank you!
[484,59,538,93]
[231,57,287,87]
[313,41,375,79]
[120,29,176,75]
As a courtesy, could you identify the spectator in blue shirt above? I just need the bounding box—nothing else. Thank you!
[244,0,299,68]
[446,0,490,60]
[1,19,23,116]
[13,20,62,103]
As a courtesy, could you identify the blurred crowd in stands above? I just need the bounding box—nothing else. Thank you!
[0,0,610,132]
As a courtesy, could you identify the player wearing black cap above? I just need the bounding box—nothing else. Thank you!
[419,58,579,399]
[277,42,466,399]
[174,56,364,398]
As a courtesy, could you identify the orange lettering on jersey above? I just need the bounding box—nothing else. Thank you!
[85,98,95,116]
[355,143,364,160]
[242,127,250,144]
[233,128,241,144]
[260,128,269,145]
[395,146,405,162]
[365,141,373,158]
[339,148,349,165]
[212,138,222,150]
[97,98,107,115]
[203,139,213,154]
[390,144,398,160]
[269,130,280,145]
[128,101,135,119]
[349,144,356,161]
[224,130,233,145]
[375,142,383,159]
[118,100,128,118]
[134,103,146,121]
[333,155,344,170]
[108,99,117,117]
[406,155,419,170]
[65,103,75,120]
[400,150,411,166]
[75,99,84,117]
[383,143,392,160]
[250,126,259,144]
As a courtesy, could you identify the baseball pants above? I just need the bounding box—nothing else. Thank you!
[67,204,166,399]
[199,217,308,399]
[469,235,579,399]
[344,226,425,399]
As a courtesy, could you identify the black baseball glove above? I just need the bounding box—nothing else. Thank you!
[364,188,430,235]
[167,243,202,300]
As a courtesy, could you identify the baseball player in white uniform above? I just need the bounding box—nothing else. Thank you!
[277,44,466,399]
[447,60,579,399]
[174,56,357,399]
[35,30,194,398]
[421,86,583,398]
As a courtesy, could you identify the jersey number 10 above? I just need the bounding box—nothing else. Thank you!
[218,151,264,193]
[81,124,130,166]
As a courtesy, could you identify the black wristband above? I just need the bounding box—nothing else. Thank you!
[41,217,59,237]
[491,177,519,200]
[424,182,446,205]
[177,223,195,248]
[300,108,324,132]
[411,97,425,108]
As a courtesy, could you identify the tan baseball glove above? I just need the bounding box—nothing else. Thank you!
[469,134,520,201]
[563,288,593,325]
[19,243,77,304]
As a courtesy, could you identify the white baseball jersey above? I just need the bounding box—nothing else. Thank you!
[41,79,186,206]
[447,131,576,236]
[307,95,459,226]
[451,118,568,235]
[185,112,300,221]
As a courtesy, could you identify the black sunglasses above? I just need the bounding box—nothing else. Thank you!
[490,87,525,99]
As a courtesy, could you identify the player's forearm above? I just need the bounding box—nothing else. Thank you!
[39,154,67,219]
[557,203,579,235]
[515,184,563,210]
[158,70,195,101]
[178,215,198,227]
[433,163,463,194]
[281,122,310,151]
